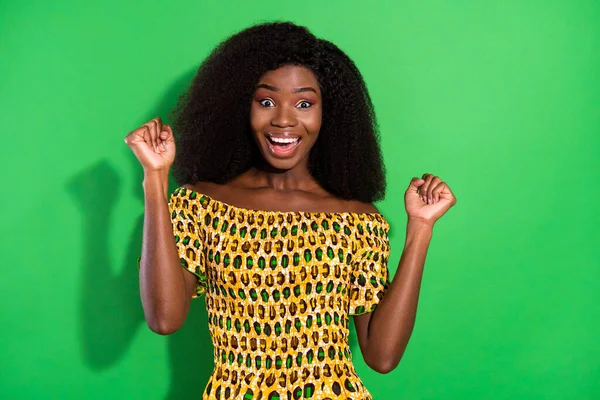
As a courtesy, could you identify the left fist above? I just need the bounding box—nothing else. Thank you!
[404,173,457,225]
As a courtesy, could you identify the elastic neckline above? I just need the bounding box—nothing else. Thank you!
[175,187,390,226]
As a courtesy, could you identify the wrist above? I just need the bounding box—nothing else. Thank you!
[406,217,434,240]
[142,169,170,199]
[407,216,435,230]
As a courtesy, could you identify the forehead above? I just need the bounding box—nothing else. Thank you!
[257,65,320,93]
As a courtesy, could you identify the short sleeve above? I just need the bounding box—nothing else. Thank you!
[349,218,391,316]
[169,188,208,298]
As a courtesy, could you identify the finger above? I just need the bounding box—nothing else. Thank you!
[444,183,457,205]
[160,133,169,151]
[159,124,172,151]
[125,126,152,158]
[426,176,442,204]
[419,173,434,201]
[141,122,155,152]
[163,125,176,151]
[164,124,175,138]
[167,124,176,139]
[142,126,153,150]
[149,118,161,152]
[124,126,143,146]
[158,124,171,150]
[129,126,150,146]
[125,124,159,156]
[434,182,458,205]
[144,118,160,152]
[431,181,447,204]
[152,117,162,152]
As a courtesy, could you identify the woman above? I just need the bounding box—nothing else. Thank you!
[125,22,456,400]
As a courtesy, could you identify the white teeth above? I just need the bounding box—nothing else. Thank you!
[270,136,299,144]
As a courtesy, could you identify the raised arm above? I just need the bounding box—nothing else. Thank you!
[354,174,457,373]
[125,117,197,335]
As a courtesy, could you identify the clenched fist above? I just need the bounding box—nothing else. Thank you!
[405,173,457,225]
[124,117,175,172]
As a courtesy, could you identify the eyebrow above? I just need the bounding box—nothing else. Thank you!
[256,83,317,94]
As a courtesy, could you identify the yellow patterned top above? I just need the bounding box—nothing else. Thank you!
[170,186,391,400]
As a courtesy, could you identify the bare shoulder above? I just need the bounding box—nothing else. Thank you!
[357,201,380,214]
[339,198,380,215]
[181,181,221,197]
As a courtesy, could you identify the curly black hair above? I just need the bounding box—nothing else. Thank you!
[171,21,386,203]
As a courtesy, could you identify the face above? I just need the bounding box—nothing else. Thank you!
[250,64,322,171]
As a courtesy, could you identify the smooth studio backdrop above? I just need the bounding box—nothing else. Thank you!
[1,1,599,399]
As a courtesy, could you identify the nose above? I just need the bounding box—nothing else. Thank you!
[271,104,297,128]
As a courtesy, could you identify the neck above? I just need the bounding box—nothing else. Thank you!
[241,162,321,193]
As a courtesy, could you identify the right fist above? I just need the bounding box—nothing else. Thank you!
[124,117,175,171]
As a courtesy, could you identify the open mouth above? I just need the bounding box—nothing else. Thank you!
[266,134,302,157]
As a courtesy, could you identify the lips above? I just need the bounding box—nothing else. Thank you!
[265,133,302,158]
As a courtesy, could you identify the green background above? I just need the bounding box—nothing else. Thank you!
[1,0,598,399]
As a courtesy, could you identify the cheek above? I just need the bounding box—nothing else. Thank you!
[249,104,265,132]
[304,109,322,137]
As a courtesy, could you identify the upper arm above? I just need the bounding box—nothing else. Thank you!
[183,268,200,301]
[353,312,374,358]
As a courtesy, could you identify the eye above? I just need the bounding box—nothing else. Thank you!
[259,99,275,108]
[296,101,312,109]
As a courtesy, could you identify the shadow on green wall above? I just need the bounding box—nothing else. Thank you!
[66,68,215,399]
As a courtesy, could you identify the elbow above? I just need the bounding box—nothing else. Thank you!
[143,306,184,335]
[365,349,405,374]
[142,298,187,335]
[146,317,182,335]
[365,332,413,374]
[368,359,400,375]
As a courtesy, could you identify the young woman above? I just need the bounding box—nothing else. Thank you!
[125,22,456,400]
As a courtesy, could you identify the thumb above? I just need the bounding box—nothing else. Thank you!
[406,177,425,193]
[159,124,175,142]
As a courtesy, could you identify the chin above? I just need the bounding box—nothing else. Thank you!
[262,155,304,171]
